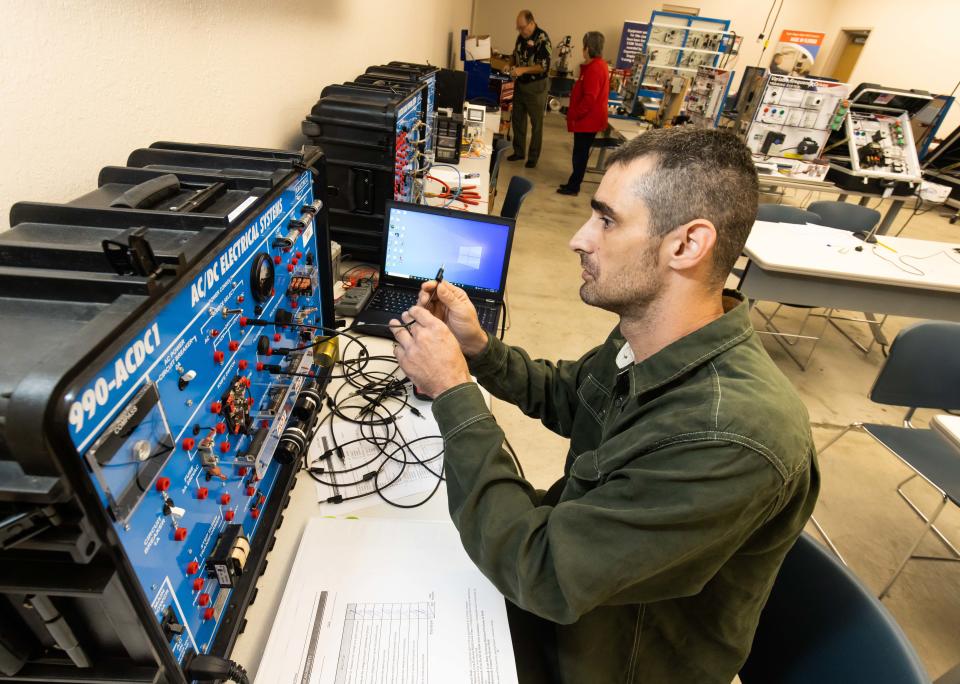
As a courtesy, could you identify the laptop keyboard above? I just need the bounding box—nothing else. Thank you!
[369,287,500,332]
[368,287,419,314]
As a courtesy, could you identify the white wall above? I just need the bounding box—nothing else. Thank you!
[819,0,960,134]
[0,0,471,230]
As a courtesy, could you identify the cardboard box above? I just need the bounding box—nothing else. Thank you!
[465,34,491,61]
[490,54,510,73]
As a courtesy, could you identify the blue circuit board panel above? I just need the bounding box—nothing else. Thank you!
[395,91,423,202]
[66,170,323,662]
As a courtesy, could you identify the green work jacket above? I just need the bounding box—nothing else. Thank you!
[431,292,818,683]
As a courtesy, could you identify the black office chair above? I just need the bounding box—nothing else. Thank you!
[740,533,930,684]
[499,176,534,220]
[757,204,823,225]
[806,200,888,355]
[815,321,960,596]
[807,200,881,232]
[748,205,827,370]
[489,138,512,210]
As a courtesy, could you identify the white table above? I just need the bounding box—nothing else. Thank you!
[608,116,650,143]
[424,111,500,214]
[932,414,960,452]
[741,221,960,338]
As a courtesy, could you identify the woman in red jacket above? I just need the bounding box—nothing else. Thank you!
[558,32,609,196]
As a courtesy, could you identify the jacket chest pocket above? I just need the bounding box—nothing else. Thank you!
[576,373,611,425]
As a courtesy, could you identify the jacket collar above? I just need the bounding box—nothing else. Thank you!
[616,290,755,397]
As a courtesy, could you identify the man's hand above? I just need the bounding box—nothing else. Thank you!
[509,66,526,79]
[417,280,488,358]
[391,306,472,399]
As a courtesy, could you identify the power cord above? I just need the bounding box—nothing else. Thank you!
[184,654,250,684]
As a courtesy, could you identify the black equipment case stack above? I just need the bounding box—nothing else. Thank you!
[302,82,425,261]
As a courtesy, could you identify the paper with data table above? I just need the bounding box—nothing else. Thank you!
[255,517,518,684]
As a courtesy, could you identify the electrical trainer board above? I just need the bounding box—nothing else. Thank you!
[741,74,850,181]
[0,142,335,683]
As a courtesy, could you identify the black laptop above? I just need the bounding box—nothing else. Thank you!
[353,201,516,339]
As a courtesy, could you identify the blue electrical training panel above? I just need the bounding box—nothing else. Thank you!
[0,142,335,681]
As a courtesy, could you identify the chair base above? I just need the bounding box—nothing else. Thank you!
[816,423,960,599]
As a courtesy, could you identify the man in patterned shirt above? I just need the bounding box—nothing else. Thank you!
[509,10,552,168]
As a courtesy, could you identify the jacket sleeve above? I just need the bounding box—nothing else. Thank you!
[467,333,600,438]
[433,384,786,625]
[570,62,603,123]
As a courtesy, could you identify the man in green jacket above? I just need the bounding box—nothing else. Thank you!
[390,127,818,683]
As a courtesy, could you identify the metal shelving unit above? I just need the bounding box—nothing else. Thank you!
[638,11,733,90]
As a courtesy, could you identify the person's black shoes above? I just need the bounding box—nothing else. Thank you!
[524,160,537,168]
[507,153,525,161]
[556,186,579,196]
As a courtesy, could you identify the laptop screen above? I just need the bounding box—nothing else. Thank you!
[383,204,513,296]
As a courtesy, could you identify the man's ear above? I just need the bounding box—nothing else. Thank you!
[665,219,717,273]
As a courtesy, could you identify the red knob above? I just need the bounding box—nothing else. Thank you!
[250,508,260,519]
[238,359,248,370]
[174,527,187,541]
[257,493,266,505]
[273,255,282,265]
[203,607,215,621]
[237,294,245,303]
[225,510,235,522]
[289,298,299,308]
[246,397,254,408]
[291,258,299,266]
[228,340,240,352]
[210,329,219,338]
[241,377,251,388]
[287,264,295,272]
[246,486,256,497]
[193,578,205,591]
[238,467,248,477]
[215,423,226,434]
[197,487,209,500]
[210,401,222,414]
[239,316,248,327]
[260,419,270,429]
[182,438,195,451]
[213,350,225,364]
[270,288,275,296]
[186,561,199,575]
[198,593,210,607]
[273,333,281,342]
[156,477,170,492]
[219,441,230,454]
[296,251,303,259]
[220,494,231,505]
[256,361,265,371]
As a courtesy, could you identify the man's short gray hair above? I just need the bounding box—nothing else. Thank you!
[583,31,604,58]
[518,9,534,23]
[606,128,759,285]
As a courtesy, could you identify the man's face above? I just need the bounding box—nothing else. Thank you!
[568,157,668,315]
[516,15,534,39]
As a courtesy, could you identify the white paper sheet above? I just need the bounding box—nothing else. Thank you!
[255,518,518,684]
[310,408,445,515]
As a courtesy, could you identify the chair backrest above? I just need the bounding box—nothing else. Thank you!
[807,200,881,232]
[500,175,534,220]
[489,138,512,185]
[740,533,929,684]
[870,320,960,410]
[757,204,822,224]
